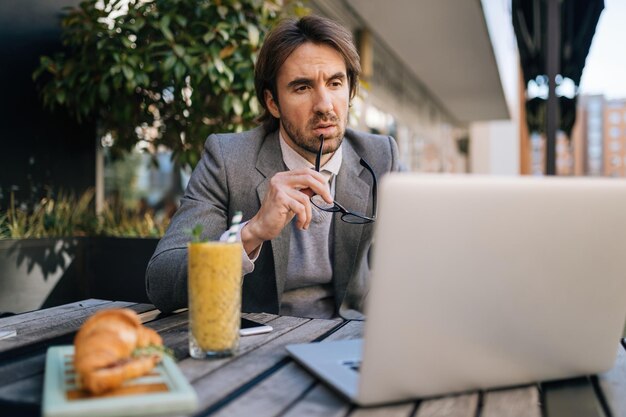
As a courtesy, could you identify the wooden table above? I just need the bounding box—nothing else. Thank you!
[1,299,625,417]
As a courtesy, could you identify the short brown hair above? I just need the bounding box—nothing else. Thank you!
[254,15,361,132]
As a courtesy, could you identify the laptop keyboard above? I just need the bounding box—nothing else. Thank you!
[341,359,361,372]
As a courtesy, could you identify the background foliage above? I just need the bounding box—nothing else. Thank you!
[34,0,305,167]
[0,189,169,239]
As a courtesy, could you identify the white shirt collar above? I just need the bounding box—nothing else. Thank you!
[278,131,343,182]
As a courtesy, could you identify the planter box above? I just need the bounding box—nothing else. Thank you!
[0,238,88,314]
[0,237,159,314]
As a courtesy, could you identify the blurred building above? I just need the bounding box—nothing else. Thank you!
[603,99,626,176]
[310,0,517,176]
[571,95,626,177]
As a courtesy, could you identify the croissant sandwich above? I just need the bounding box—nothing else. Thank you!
[73,308,165,394]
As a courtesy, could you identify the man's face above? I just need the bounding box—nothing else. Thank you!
[265,42,350,162]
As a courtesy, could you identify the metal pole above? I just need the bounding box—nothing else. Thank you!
[95,132,104,215]
[545,0,560,175]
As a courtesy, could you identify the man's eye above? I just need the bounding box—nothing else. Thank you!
[330,81,343,87]
[295,85,309,92]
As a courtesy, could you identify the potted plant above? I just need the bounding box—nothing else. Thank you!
[0,190,168,314]
[12,0,307,314]
[33,0,301,167]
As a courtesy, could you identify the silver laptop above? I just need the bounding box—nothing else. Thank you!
[287,174,626,406]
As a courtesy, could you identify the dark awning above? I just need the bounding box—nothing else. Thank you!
[513,0,604,86]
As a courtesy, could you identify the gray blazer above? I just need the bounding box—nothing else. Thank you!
[145,126,402,317]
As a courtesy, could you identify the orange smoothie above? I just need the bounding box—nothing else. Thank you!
[188,242,242,357]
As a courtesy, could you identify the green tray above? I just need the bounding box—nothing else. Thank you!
[42,345,198,417]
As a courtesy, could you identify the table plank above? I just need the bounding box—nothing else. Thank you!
[185,317,342,415]
[481,386,541,417]
[0,351,46,388]
[322,320,363,341]
[0,368,43,406]
[414,393,478,417]
[281,383,349,417]
[177,316,311,382]
[542,377,606,417]
[243,312,280,324]
[0,299,111,329]
[211,362,316,417]
[0,301,130,351]
[0,301,154,353]
[349,402,417,417]
[210,319,361,417]
[597,344,626,417]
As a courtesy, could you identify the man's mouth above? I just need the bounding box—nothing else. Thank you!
[313,124,337,132]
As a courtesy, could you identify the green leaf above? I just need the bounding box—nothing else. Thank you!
[200,62,210,75]
[222,94,233,114]
[232,97,243,116]
[160,15,174,42]
[186,224,204,243]
[218,76,229,91]
[57,90,66,105]
[217,29,229,41]
[126,79,136,91]
[174,62,186,81]
[138,73,150,86]
[113,75,122,89]
[129,17,145,32]
[162,54,177,71]
[217,6,228,19]
[213,57,225,74]
[122,65,134,80]
[223,65,234,84]
[183,55,197,67]
[249,96,259,114]
[244,77,254,92]
[247,24,259,48]
[174,15,188,27]
[173,44,185,57]
[202,31,215,44]
[99,83,110,101]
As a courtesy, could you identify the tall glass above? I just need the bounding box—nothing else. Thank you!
[187,241,242,358]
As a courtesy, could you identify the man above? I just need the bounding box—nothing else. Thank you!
[146,15,402,319]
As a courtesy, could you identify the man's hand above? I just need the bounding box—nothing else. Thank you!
[241,169,333,255]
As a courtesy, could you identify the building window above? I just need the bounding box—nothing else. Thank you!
[589,144,602,158]
[589,116,601,129]
[610,127,621,138]
[611,155,621,167]
[610,111,621,124]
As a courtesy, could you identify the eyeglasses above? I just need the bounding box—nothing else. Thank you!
[310,134,377,224]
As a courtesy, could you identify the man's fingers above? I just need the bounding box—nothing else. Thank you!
[286,198,307,229]
[261,169,332,234]
[277,171,332,203]
[286,189,313,229]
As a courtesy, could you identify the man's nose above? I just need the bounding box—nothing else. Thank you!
[313,88,333,114]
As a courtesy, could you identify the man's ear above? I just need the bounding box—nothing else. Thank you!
[264,90,280,118]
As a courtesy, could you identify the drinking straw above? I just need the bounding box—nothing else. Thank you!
[226,211,243,242]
